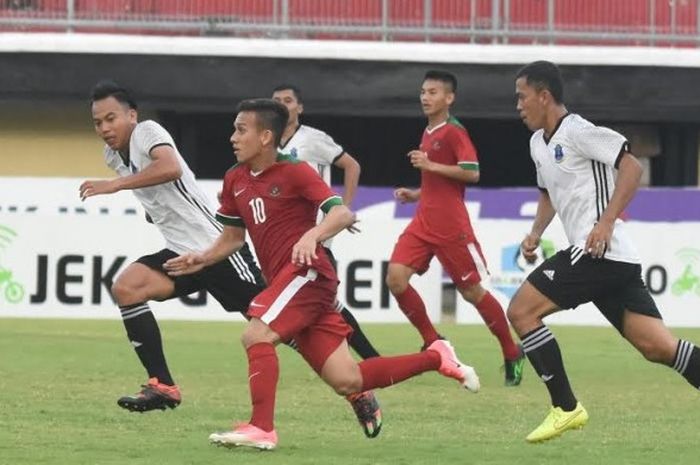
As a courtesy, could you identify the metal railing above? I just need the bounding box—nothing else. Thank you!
[1,0,698,46]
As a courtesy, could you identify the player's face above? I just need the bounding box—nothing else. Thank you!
[272,89,303,126]
[515,77,546,131]
[230,111,272,164]
[91,96,137,151]
[420,79,454,117]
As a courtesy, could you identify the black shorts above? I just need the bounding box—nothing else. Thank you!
[136,247,265,313]
[527,246,661,333]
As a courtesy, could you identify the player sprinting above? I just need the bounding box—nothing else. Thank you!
[164,99,480,450]
[387,70,525,385]
[81,81,265,413]
[510,60,700,442]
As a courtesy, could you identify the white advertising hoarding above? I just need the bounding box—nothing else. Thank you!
[0,178,441,322]
[2,178,700,326]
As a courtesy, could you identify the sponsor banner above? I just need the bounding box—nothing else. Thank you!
[0,178,441,322]
[2,178,700,325]
[456,219,700,327]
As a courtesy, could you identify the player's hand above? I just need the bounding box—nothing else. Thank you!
[585,219,613,259]
[163,253,206,276]
[292,232,318,266]
[407,150,433,171]
[520,233,541,264]
[393,187,419,204]
[346,214,361,234]
[79,179,120,201]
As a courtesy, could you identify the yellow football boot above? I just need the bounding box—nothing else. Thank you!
[526,402,589,443]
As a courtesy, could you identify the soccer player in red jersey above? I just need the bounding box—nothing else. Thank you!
[164,99,480,450]
[388,70,526,386]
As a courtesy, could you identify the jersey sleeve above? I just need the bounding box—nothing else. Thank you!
[450,127,479,171]
[291,163,343,213]
[529,134,547,190]
[312,129,345,165]
[216,171,245,228]
[570,125,629,168]
[132,120,174,158]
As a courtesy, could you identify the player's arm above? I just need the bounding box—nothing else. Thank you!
[408,149,480,183]
[333,152,361,206]
[521,189,556,263]
[585,152,642,257]
[163,225,245,276]
[292,162,355,265]
[394,187,421,203]
[80,145,182,200]
[293,199,355,266]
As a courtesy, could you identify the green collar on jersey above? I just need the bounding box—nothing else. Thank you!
[447,115,465,129]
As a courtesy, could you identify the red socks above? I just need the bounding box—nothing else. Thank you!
[246,342,279,432]
[359,351,440,391]
[395,285,440,344]
[475,292,521,360]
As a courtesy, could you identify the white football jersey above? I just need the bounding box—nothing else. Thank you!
[279,124,346,247]
[278,124,344,186]
[104,120,258,282]
[530,113,640,264]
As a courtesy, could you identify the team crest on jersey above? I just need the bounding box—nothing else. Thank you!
[554,144,565,163]
[432,141,441,150]
[269,185,281,196]
[290,148,298,159]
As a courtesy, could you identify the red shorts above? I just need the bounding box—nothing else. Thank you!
[246,262,352,373]
[390,228,489,289]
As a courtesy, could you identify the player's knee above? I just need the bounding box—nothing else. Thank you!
[111,280,138,306]
[330,373,363,396]
[385,271,407,295]
[506,303,529,333]
[459,285,485,305]
[240,324,276,348]
[636,340,674,364]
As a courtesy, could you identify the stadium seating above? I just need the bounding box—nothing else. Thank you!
[1,0,697,46]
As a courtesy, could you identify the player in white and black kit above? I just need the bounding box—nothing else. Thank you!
[272,85,381,361]
[509,61,700,443]
[81,81,265,412]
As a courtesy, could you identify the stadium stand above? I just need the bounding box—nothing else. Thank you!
[1,0,698,46]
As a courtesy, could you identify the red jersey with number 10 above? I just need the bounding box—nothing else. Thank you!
[411,116,479,242]
[216,155,343,283]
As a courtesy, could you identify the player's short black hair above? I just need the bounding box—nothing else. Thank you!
[516,61,564,104]
[423,70,457,93]
[272,84,303,104]
[236,98,289,147]
[90,80,138,109]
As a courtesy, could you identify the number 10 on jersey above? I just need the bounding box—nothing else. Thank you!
[249,197,266,224]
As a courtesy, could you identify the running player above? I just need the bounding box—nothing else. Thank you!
[388,70,525,385]
[164,98,480,450]
[510,60,700,442]
[82,80,264,412]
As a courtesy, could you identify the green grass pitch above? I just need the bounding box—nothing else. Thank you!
[1,319,698,465]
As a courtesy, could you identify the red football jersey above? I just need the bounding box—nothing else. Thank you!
[412,116,479,242]
[216,156,342,283]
